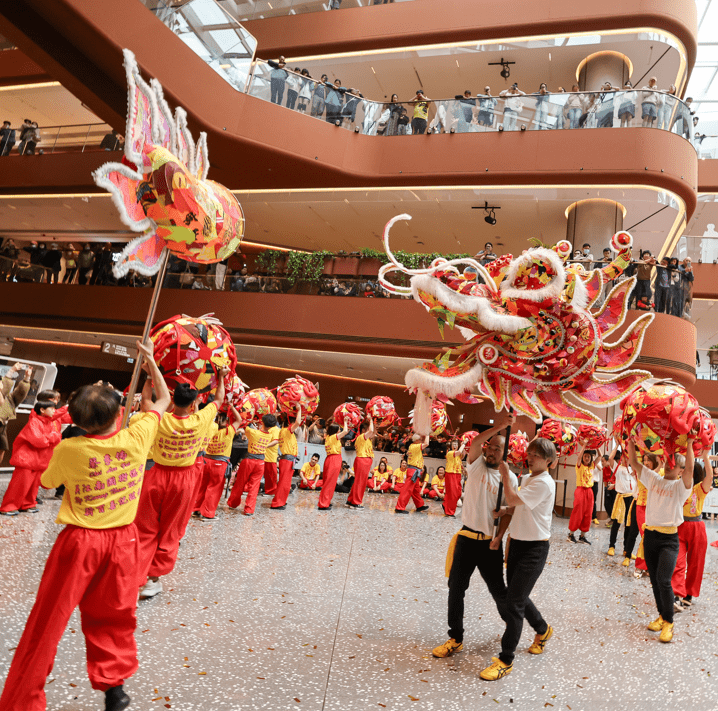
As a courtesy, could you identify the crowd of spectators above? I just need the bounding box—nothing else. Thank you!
[0,118,41,156]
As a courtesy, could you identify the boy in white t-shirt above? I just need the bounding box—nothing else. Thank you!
[627,439,693,643]
[480,437,556,682]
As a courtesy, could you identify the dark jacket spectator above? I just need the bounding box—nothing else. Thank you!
[41,244,63,283]
[0,121,15,156]
[100,130,123,151]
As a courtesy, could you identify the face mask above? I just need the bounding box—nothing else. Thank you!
[583,249,590,255]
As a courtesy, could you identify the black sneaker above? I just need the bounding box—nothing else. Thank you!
[20,508,39,514]
[105,685,131,711]
[416,505,429,512]
[578,535,591,545]
[318,505,332,511]
[35,498,43,506]
[674,596,684,613]
[568,533,577,543]
[682,595,693,606]
[345,503,364,509]
[395,509,409,514]
[271,505,287,510]
[0,510,19,517]
[289,484,297,493]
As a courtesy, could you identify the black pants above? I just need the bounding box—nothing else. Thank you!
[286,89,298,110]
[78,267,92,284]
[643,529,679,623]
[447,532,507,643]
[623,501,640,557]
[325,105,341,124]
[604,488,616,520]
[609,495,632,552]
[270,78,285,104]
[411,117,427,134]
[655,286,669,313]
[500,539,549,664]
[591,481,598,519]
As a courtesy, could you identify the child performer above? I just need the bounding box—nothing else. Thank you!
[299,453,322,488]
[628,452,661,573]
[368,458,391,492]
[479,437,556,681]
[567,444,601,544]
[262,419,282,498]
[317,421,349,510]
[433,414,516,660]
[671,451,712,608]
[394,434,430,514]
[444,438,466,517]
[0,399,61,515]
[193,406,242,520]
[0,341,170,711]
[271,408,303,510]
[136,370,227,599]
[226,414,279,515]
[347,417,375,509]
[607,445,636,557]
[627,439,693,643]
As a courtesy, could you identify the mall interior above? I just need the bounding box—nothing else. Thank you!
[0,0,717,709]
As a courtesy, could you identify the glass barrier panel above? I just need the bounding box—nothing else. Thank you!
[228,0,417,22]
[0,358,58,412]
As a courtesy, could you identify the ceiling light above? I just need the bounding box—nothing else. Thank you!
[488,57,515,80]
[472,201,501,225]
[485,210,497,225]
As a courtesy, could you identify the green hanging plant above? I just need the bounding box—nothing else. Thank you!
[255,249,282,274]
[285,250,332,285]
[359,248,388,263]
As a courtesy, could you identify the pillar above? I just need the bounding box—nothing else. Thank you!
[577,51,633,91]
[565,199,625,254]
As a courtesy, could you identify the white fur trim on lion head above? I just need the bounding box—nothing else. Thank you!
[500,247,566,303]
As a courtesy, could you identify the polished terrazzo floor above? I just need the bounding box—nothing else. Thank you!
[0,478,717,711]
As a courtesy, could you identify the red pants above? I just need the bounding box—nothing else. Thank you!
[427,490,444,499]
[135,462,199,581]
[443,472,462,516]
[367,478,390,492]
[0,524,140,710]
[348,457,373,506]
[671,520,708,599]
[299,479,323,489]
[0,467,43,512]
[318,453,342,508]
[396,473,424,511]
[227,457,264,514]
[635,504,647,571]
[263,461,278,496]
[569,486,594,533]
[271,458,295,508]
[194,458,228,518]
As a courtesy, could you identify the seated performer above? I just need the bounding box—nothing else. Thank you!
[137,371,227,599]
[433,413,516,660]
[299,453,322,489]
[347,416,375,509]
[567,444,601,544]
[0,340,170,711]
[271,408,303,510]
[226,414,279,515]
[395,434,430,514]
[479,437,556,681]
[193,405,242,520]
[671,451,712,609]
[627,439,693,643]
[368,458,392,492]
[444,439,466,517]
[317,422,349,510]
[426,466,447,500]
[389,460,408,493]
[607,445,636,557]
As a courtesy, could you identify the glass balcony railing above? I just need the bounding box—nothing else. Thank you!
[0,123,118,155]
[224,0,413,22]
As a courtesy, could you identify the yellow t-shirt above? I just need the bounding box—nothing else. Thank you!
[431,475,446,493]
[301,461,321,481]
[575,463,594,488]
[154,403,218,467]
[355,433,373,459]
[201,422,218,454]
[373,466,392,481]
[279,427,298,457]
[206,425,236,458]
[41,411,160,529]
[393,467,407,484]
[637,479,648,506]
[325,433,341,456]
[264,426,281,464]
[246,427,272,456]
[413,100,429,120]
[446,450,463,474]
[683,482,708,517]
[408,442,424,468]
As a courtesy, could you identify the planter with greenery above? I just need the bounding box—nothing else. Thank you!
[285,250,332,285]
[709,345,718,365]
[254,249,285,275]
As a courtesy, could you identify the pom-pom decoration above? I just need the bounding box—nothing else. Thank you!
[691,409,716,456]
[430,401,448,436]
[507,431,529,468]
[221,373,248,413]
[149,313,236,401]
[577,423,609,451]
[236,395,257,427]
[617,383,701,461]
[366,396,399,428]
[94,50,244,278]
[277,376,320,417]
[459,430,479,449]
[538,419,578,458]
[333,402,364,429]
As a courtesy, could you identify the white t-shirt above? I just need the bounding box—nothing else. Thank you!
[639,465,691,528]
[509,471,556,541]
[614,465,636,495]
[462,456,518,536]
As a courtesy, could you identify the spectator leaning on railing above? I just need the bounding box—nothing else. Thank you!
[267,56,289,105]
[641,77,660,128]
[0,120,15,156]
[499,84,525,131]
[410,91,431,135]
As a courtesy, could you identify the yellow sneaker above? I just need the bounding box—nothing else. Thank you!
[528,625,553,654]
[647,615,664,632]
[622,557,631,567]
[631,554,636,560]
[432,638,463,658]
[607,547,615,556]
[479,657,513,681]
[592,518,600,525]
[659,622,674,643]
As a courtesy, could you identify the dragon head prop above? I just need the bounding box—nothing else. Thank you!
[94,49,244,277]
[379,214,654,425]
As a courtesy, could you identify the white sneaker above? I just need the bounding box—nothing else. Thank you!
[139,579,163,599]
[456,498,463,507]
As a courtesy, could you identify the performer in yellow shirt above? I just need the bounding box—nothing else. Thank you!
[136,369,227,600]
[347,417,375,509]
[263,420,282,497]
[227,414,279,515]
[568,444,601,544]
[427,466,447,500]
[317,421,349,510]
[369,458,392,492]
[0,340,170,711]
[395,434,430,513]
[271,408,303,510]
[299,453,323,489]
[444,439,466,517]
[671,450,713,607]
[193,405,241,521]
